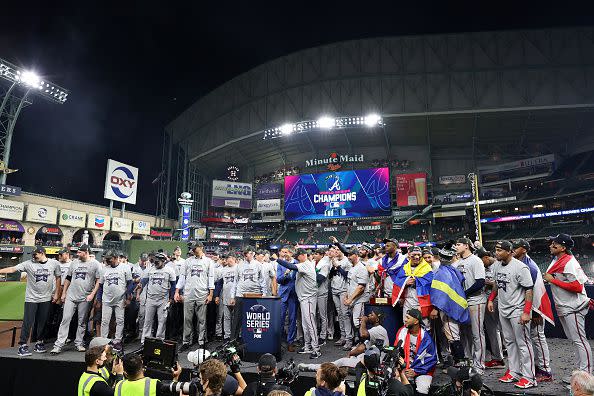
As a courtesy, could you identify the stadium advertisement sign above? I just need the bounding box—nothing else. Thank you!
[395,173,428,207]
[58,209,86,228]
[439,175,466,185]
[132,220,151,235]
[104,159,139,205]
[255,183,282,199]
[481,206,594,223]
[87,213,110,230]
[0,199,24,221]
[25,204,58,224]
[212,180,252,199]
[111,217,132,233]
[211,197,252,209]
[256,199,281,212]
[284,167,391,221]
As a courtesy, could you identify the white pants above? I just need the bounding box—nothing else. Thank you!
[300,297,319,352]
[500,315,535,382]
[352,301,365,328]
[55,299,90,348]
[413,374,432,394]
[101,300,125,343]
[332,292,352,341]
[301,356,360,372]
[484,300,503,361]
[142,299,169,343]
[317,294,329,339]
[531,319,551,372]
[559,308,592,373]
[440,311,460,342]
[461,303,486,373]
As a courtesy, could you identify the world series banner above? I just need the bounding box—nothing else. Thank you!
[242,297,282,360]
[284,167,391,221]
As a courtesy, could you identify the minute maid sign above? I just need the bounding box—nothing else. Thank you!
[59,209,86,228]
[305,152,364,171]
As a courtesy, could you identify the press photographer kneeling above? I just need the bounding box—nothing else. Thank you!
[242,353,293,396]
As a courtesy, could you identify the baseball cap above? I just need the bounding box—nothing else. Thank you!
[140,253,148,260]
[78,244,91,253]
[258,353,277,372]
[363,346,381,370]
[313,248,326,255]
[430,247,440,256]
[513,239,531,251]
[406,308,423,324]
[294,248,308,256]
[347,247,359,256]
[154,252,168,261]
[421,248,432,256]
[495,241,513,252]
[89,336,112,349]
[190,241,204,250]
[103,249,117,259]
[383,238,398,245]
[256,249,267,256]
[32,246,46,254]
[438,247,456,261]
[243,245,255,254]
[548,233,574,249]
[57,248,69,255]
[475,247,492,258]
[456,237,476,251]
[409,246,422,254]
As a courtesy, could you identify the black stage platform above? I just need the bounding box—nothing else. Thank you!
[0,337,588,396]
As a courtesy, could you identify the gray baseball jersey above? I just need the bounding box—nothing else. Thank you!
[330,256,351,294]
[215,265,237,305]
[362,258,378,295]
[59,261,71,286]
[171,258,185,277]
[456,254,486,305]
[66,258,101,302]
[492,258,533,318]
[347,262,370,303]
[232,260,265,297]
[15,259,61,303]
[547,255,590,315]
[295,260,317,301]
[178,256,215,301]
[315,256,331,296]
[260,261,276,296]
[484,263,496,298]
[100,264,132,306]
[145,266,177,300]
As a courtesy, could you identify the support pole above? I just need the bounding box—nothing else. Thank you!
[121,203,126,217]
[469,173,483,244]
[0,89,30,185]
[109,200,113,218]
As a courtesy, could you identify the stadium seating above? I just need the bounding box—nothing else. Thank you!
[346,229,385,244]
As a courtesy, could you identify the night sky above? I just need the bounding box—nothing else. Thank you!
[1,3,592,215]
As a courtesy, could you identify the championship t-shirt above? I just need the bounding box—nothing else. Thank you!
[14,259,61,303]
[100,264,132,306]
[145,266,176,301]
[347,262,370,303]
[491,257,533,318]
[455,254,486,305]
[66,259,101,302]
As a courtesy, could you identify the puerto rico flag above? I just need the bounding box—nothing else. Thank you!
[522,255,555,325]
[390,259,434,317]
[395,326,437,375]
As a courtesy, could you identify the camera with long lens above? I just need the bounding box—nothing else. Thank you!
[276,358,300,385]
[364,340,405,396]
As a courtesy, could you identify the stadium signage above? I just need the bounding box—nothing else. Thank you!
[25,204,58,224]
[0,199,24,221]
[256,199,281,212]
[481,206,594,223]
[132,220,150,235]
[212,180,252,199]
[59,209,86,228]
[439,175,466,185]
[87,214,110,230]
[305,152,364,170]
[111,217,132,233]
[104,159,139,205]
[355,225,381,231]
[0,184,21,197]
[478,154,555,175]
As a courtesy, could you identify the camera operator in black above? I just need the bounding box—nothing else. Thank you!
[356,347,414,396]
[115,354,182,396]
[186,348,247,396]
[242,354,293,396]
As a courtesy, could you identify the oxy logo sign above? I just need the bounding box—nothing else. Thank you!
[104,159,139,204]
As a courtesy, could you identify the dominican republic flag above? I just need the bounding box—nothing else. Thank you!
[395,326,437,375]
[430,265,470,324]
[547,253,589,295]
[390,259,434,317]
[522,255,555,325]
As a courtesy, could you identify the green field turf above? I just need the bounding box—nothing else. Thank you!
[0,282,25,320]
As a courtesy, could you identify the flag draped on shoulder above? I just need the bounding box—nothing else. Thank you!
[395,326,437,375]
[522,255,555,326]
[430,265,470,324]
[391,259,434,317]
[547,253,589,291]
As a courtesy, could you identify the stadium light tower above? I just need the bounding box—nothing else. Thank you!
[0,58,69,184]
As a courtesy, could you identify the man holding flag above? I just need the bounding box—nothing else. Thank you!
[395,309,437,396]
[544,234,592,381]
[391,246,434,328]
[513,239,554,382]
[429,245,469,366]
[377,238,407,302]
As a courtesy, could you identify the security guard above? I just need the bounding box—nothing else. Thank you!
[115,353,182,396]
[78,345,123,396]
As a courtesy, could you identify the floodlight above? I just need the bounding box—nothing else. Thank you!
[364,113,381,127]
[280,123,295,135]
[16,71,42,89]
[317,116,335,129]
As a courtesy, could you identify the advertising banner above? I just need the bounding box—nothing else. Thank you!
[255,183,282,199]
[132,220,151,235]
[104,159,139,205]
[0,199,24,221]
[111,217,132,233]
[0,184,21,197]
[256,199,281,212]
[25,204,58,224]
[195,227,207,240]
[396,173,428,207]
[284,167,391,221]
[59,209,86,228]
[212,180,252,200]
[210,197,252,209]
[439,175,466,185]
[433,210,467,218]
[87,213,110,230]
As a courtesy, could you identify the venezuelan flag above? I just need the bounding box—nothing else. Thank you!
[391,259,434,317]
[430,265,470,324]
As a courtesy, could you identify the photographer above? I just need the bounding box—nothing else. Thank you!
[186,348,247,396]
[243,353,293,396]
[304,362,348,396]
[356,346,413,396]
[196,359,229,396]
[115,353,182,396]
[77,345,124,396]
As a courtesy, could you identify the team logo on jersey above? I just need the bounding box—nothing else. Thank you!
[34,269,49,282]
[151,274,166,285]
[242,268,255,282]
[106,275,119,286]
[190,266,204,277]
[495,272,510,292]
[74,270,87,280]
[245,304,270,339]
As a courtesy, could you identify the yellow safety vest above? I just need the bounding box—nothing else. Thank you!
[98,366,110,380]
[115,378,158,396]
[357,373,367,396]
[78,372,108,396]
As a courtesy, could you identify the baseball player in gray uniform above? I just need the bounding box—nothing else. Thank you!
[141,252,177,344]
[313,248,331,344]
[0,246,61,356]
[328,244,353,348]
[455,237,486,374]
[277,248,321,359]
[488,241,536,389]
[175,242,215,350]
[50,245,101,354]
[132,253,151,338]
[544,233,592,381]
[344,247,370,349]
[98,250,133,344]
[214,252,238,340]
[257,249,277,296]
[476,247,505,368]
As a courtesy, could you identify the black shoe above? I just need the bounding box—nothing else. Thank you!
[298,347,313,354]
[179,343,191,352]
[309,351,322,359]
[318,338,326,346]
